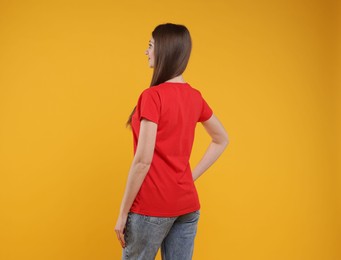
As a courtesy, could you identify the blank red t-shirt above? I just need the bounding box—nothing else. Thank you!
[130,82,213,217]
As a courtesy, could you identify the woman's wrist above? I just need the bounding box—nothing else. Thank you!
[119,206,129,217]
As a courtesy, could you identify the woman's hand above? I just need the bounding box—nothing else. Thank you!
[114,213,128,248]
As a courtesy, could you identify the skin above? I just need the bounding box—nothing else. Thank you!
[114,36,229,249]
[146,37,155,68]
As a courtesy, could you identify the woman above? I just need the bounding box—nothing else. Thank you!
[115,23,229,260]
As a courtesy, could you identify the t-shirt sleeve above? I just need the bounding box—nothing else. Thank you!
[198,96,213,122]
[137,89,161,124]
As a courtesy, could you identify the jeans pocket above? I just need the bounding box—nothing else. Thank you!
[124,214,132,243]
[143,215,172,226]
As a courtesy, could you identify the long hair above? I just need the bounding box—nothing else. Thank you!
[126,23,192,127]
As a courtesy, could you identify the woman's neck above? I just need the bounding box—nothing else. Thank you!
[165,75,186,83]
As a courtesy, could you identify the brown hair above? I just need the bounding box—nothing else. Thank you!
[126,23,192,127]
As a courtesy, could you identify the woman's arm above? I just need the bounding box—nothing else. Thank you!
[115,119,157,248]
[192,114,229,181]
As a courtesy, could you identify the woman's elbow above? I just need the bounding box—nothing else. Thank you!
[134,158,152,171]
[218,131,229,149]
[222,137,229,149]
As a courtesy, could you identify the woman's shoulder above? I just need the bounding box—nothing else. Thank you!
[137,87,160,102]
[140,82,203,98]
[140,86,159,97]
[155,82,202,92]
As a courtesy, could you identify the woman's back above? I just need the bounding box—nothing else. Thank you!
[130,82,213,217]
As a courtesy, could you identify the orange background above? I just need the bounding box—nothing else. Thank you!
[0,0,340,259]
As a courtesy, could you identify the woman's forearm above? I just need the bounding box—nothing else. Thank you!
[118,160,151,216]
[118,120,157,217]
[192,141,228,181]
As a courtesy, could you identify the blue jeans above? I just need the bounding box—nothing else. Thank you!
[122,210,200,260]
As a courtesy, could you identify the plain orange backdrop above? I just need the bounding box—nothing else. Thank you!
[0,0,340,259]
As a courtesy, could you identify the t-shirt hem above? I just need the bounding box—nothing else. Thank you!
[140,115,159,124]
[129,205,201,217]
[198,110,213,122]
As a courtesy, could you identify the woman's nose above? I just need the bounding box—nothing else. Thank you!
[145,50,148,55]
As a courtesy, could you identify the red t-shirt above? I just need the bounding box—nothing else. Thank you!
[130,82,213,217]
